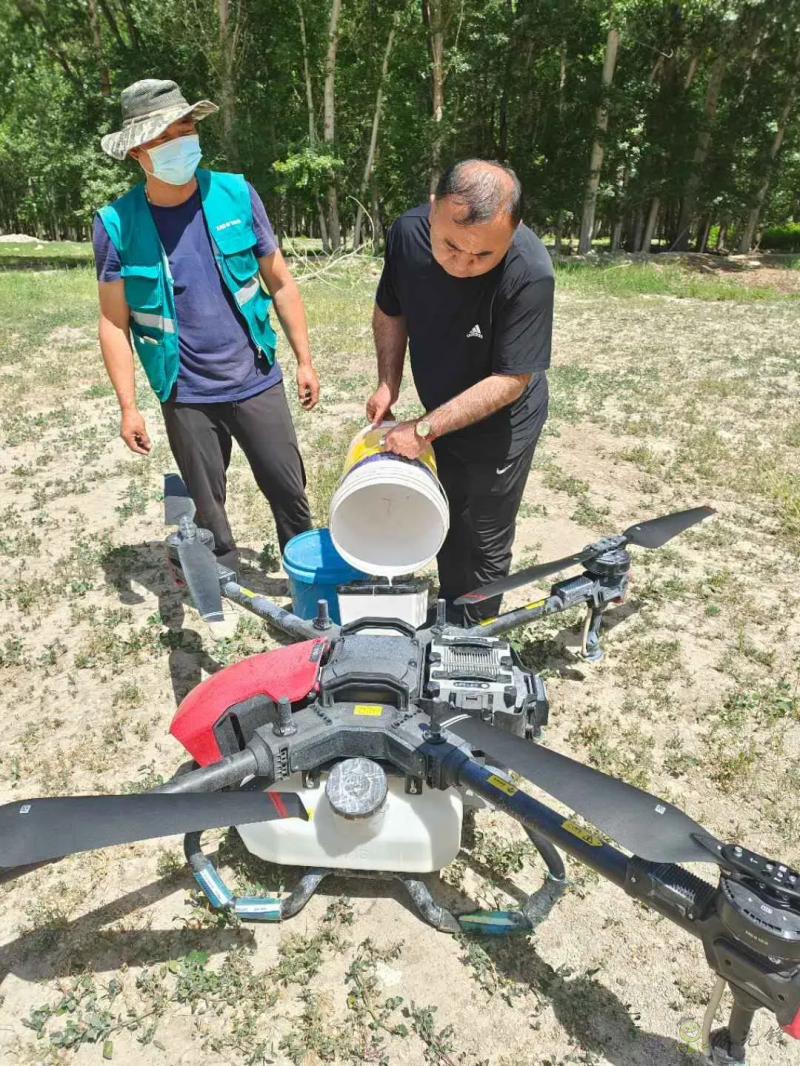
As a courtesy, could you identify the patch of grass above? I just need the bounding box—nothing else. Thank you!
[707,739,758,792]
[471,827,534,880]
[554,259,796,301]
[303,419,363,526]
[120,761,166,793]
[720,679,799,725]
[541,462,589,498]
[567,718,655,789]
[25,900,357,1063]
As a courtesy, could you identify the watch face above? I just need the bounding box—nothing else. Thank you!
[416,420,431,438]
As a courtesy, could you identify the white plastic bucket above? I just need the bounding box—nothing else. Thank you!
[329,423,449,578]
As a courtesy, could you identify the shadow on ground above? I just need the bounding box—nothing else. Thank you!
[99,540,291,705]
[0,838,695,1066]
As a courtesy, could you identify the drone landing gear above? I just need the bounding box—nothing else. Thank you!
[580,604,606,662]
[186,830,566,935]
[699,978,757,1065]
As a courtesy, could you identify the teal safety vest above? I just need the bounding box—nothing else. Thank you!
[99,169,277,401]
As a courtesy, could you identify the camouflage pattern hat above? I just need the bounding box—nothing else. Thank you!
[101,79,218,161]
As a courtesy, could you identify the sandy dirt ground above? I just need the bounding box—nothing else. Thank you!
[0,263,799,1065]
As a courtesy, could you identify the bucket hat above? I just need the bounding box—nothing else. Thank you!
[101,79,218,161]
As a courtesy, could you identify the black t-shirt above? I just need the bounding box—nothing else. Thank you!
[376,204,554,461]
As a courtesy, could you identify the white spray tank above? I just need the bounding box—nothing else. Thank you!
[237,758,464,874]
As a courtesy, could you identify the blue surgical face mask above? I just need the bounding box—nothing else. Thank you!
[142,134,202,186]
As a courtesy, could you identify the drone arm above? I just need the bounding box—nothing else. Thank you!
[452,758,800,1036]
[455,757,639,892]
[461,567,615,640]
[222,581,340,642]
[154,746,269,794]
[460,592,561,639]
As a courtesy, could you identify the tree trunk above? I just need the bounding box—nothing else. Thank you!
[554,210,563,255]
[716,216,729,251]
[684,55,698,89]
[371,181,382,255]
[674,54,726,251]
[695,214,711,253]
[297,0,317,145]
[631,208,644,254]
[218,0,238,167]
[117,0,141,49]
[422,0,446,191]
[737,47,800,253]
[317,200,330,253]
[640,196,660,253]
[97,0,126,50]
[610,216,623,252]
[86,0,111,95]
[354,19,396,249]
[578,27,620,254]
[322,0,342,250]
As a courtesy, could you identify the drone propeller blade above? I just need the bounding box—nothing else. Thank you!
[164,472,196,525]
[0,791,307,875]
[623,506,716,550]
[176,517,225,622]
[455,504,715,607]
[440,713,720,864]
[454,548,596,606]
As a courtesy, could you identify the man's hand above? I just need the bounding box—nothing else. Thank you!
[296,363,320,409]
[382,420,425,460]
[366,382,397,425]
[120,409,151,455]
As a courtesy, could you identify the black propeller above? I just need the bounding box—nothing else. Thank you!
[164,471,196,525]
[439,712,721,865]
[175,517,225,622]
[164,473,225,622]
[0,791,307,878]
[455,506,716,606]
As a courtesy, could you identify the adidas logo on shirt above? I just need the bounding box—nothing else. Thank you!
[466,323,483,339]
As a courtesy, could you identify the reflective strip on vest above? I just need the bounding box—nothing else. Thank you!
[132,309,176,334]
[234,276,260,306]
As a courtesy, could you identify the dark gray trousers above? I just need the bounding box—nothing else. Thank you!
[161,382,312,575]
[433,436,539,622]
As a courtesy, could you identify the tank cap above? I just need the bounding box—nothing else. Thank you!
[326,758,388,819]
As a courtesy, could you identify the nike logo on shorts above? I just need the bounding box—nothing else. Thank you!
[496,463,513,475]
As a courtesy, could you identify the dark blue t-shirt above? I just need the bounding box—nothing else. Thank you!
[93,181,282,403]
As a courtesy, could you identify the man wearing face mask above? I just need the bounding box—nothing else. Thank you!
[93,79,318,577]
[367,160,554,622]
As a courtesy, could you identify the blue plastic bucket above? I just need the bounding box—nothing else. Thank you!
[282,528,367,624]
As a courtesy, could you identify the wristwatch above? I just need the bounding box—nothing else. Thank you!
[415,419,436,442]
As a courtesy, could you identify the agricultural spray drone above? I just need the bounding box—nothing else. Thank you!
[0,482,797,1064]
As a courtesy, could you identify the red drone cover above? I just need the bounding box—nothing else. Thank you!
[170,638,326,765]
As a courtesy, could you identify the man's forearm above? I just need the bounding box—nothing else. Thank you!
[99,318,138,411]
[372,305,407,397]
[428,373,529,438]
[271,280,312,366]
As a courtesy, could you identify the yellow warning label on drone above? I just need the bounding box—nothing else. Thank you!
[525,598,546,611]
[239,587,256,598]
[354,704,383,716]
[562,819,604,847]
[487,774,518,796]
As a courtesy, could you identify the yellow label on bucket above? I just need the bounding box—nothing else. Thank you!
[343,425,438,479]
[354,704,383,716]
